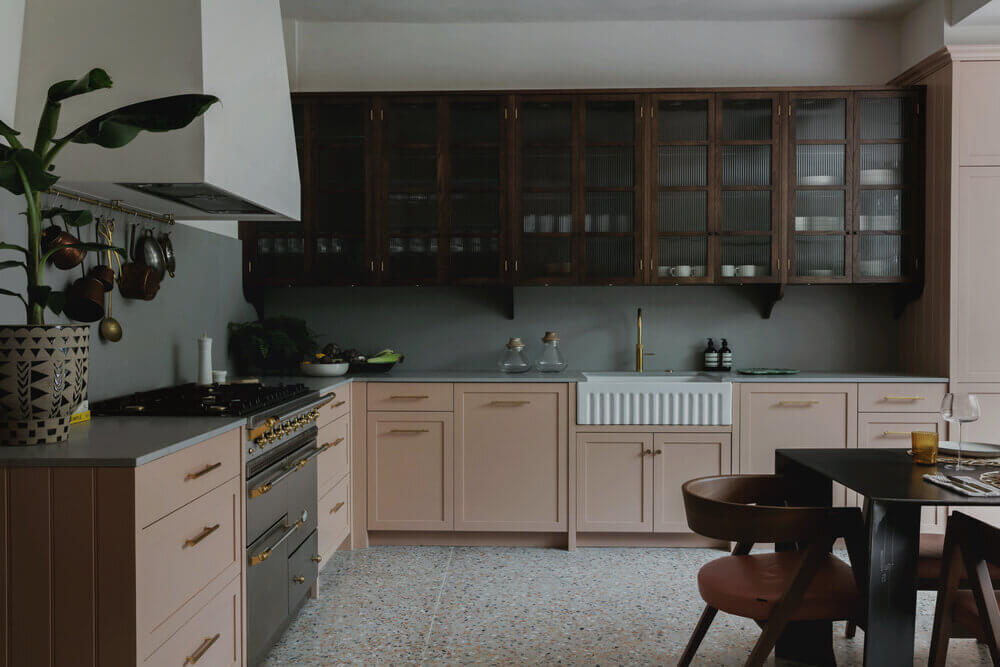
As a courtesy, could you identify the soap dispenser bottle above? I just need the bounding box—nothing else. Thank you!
[703,338,719,371]
[719,338,733,372]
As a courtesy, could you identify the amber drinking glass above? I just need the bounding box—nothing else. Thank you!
[911,431,939,465]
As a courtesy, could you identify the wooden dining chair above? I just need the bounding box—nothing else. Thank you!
[678,474,867,667]
[928,511,1000,666]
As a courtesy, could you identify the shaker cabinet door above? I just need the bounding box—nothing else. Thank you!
[454,384,568,531]
[575,433,653,532]
[652,433,732,533]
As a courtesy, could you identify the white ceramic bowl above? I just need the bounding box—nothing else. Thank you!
[300,361,349,377]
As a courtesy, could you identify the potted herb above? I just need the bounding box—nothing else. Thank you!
[228,318,317,376]
[0,68,218,444]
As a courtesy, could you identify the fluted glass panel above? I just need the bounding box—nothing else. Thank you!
[313,237,365,282]
[721,191,771,232]
[657,237,707,278]
[658,146,707,186]
[317,104,365,143]
[388,236,437,281]
[860,189,902,231]
[388,103,436,144]
[450,236,499,280]
[451,193,499,234]
[318,146,364,189]
[586,147,633,187]
[522,103,572,144]
[451,102,499,144]
[258,224,305,278]
[721,237,772,276]
[521,238,573,279]
[586,101,634,143]
[722,99,772,141]
[658,191,707,232]
[523,147,571,187]
[795,98,846,140]
[858,235,903,277]
[794,190,845,231]
[861,97,910,140]
[721,146,771,186]
[796,145,845,185]
[389,149,436,189]
[316,192,365,235]
[522,193,572,233]
[860,144,904,185]
[795,237,845,277]
[585,192,633,232]
[386,194,437,234]
[452,148,498,187]
[586,237,633,278]
[658,100,708,141]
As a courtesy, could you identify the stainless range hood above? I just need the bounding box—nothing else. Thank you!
[15,0,300,222]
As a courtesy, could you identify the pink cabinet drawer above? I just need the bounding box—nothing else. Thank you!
[367,382,453,412]
[319,476,350,560]
[144,574,242,666]
[858,413,946,448]
[317,413,350,495]
[317,389,350,428]
[138,477,241,644]
[136,427,241,528]
[857,383,947,413]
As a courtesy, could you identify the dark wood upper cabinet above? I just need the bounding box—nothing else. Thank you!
[243,87,922,293]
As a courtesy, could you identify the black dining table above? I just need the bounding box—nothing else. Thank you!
[774,448,1000,666]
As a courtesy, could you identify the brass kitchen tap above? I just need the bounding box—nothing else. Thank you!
[635,308,655,372]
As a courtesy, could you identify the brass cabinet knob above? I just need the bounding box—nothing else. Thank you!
[654,449,663,455]
[643,449,652,456]
[293,575,306,584]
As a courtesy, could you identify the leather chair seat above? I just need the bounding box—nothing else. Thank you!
[918,533,1000,582]
[697,552,859,622]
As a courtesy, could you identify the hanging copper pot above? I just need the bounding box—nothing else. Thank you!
[41,226,86,270]
[63,276,105,323]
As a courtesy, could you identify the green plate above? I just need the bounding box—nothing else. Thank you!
[737,368,800,375]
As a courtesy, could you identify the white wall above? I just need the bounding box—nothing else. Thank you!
[899,0,1000,71]
[0,0,24,126]
[287,19,901,91]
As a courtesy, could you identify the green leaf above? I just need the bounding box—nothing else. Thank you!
[46,291,65,316]
[27,285,51,307]
[0,148,59,195]
[41,207,93,227]
[0,120,20,150]
[63,94,219,148]
[47,68,112,103]
[0,242,28,255]
[0,288,25,304]
[0,260,26,271]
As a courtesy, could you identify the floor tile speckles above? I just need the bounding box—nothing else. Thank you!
[263,546,993,666]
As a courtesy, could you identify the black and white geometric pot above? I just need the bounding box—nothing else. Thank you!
[0,325,89,445]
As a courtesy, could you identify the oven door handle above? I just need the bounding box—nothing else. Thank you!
[248,511,307,567]
[248,451,314,499]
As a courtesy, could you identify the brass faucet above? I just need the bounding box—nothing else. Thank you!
[635,308,655,372]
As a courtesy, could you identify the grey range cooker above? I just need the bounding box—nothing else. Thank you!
[92,381,331,665]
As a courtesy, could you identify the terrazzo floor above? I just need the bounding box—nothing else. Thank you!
[264,546,993,665]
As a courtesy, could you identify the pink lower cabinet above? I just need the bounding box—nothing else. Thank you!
[857,413,947,532]
[454,384,568,531]
[575,432,731,533]
[367,412,454,530]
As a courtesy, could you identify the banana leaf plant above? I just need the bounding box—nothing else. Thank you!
[0,68,219,325]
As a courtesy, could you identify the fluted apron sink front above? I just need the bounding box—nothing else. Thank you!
[577,372,732,426]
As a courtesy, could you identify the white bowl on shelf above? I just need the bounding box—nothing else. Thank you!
[300,361,349,377]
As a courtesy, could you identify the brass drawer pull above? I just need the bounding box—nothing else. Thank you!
[883,431,913,437]
[884,396,925,401]
[184,523,220,548]
[293,575,306,584]
[488,400,531,406]
[777,400,820,407]
[184,633,220,665]
[185,462,222,481]
[390,428,429,433]
[330,501,345,514]
[249,482,273,498]
[317,437,345,452]
[249,516,305,567]
[330,400,346,408]
[390,395,430,399]
[311,555,323,563]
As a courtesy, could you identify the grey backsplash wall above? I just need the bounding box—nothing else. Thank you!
[256,284,899,372]
[0,191,255,400]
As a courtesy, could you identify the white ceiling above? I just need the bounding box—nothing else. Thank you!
[280,0,924,23]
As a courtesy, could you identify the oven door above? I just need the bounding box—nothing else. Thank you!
[246,429,318,544]
[246,513,302,665]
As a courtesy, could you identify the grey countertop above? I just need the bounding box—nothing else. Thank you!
[0,369,947,468]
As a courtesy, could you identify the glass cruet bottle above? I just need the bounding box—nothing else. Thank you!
[535,331,567,373]
[498,337,531,373]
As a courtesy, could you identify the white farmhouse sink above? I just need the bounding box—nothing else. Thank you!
[577,372,732,426]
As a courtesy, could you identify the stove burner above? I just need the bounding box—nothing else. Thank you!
[91,382,313,418]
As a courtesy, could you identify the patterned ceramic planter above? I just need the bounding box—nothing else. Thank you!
[0,325,89,445]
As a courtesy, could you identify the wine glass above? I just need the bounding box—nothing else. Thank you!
[940,393,981,471]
